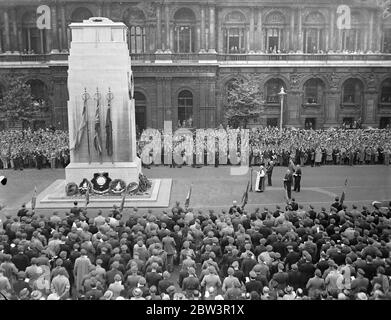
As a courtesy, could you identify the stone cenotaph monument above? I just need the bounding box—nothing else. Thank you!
[30,18,171,209]
[66,17,141,183]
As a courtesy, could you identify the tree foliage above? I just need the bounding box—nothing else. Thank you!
[224,75,265,128]
[0,76,39,124]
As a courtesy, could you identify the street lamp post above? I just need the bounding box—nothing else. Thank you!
[278,87,286,131]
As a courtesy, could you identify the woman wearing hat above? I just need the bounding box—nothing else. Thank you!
[130,287,145,300]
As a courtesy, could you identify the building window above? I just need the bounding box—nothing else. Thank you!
[223,11,246,53]
[178,90,193,125]
[174,8,196,53]
[129,26,146,53]
[305,118,316,130]
[123,8,147,54]
[264,11,286,53]
[304,78,324,104]
[381,79,391,104]
[383,29,391,53]
[341,13,363,52]
[71,7,93,22]
[342,79,363,104]
[265,79,286,104]
[303,12,325,53]
[26,79,47,111]
[22,11,47,54]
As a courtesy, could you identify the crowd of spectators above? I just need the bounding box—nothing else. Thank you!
[1,127,390,170]
[0,197,390,300]
[0,129,69,170]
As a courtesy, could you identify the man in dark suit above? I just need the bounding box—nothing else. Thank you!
[293,164,302,192]
[283,169,293,200]
[266,161,274,186]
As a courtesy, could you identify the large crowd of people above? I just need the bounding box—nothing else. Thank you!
[0,197,390,300]
[1,127,390,170]
[0,129,69,170]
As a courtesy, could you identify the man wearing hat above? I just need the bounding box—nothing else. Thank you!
[229,200,243,215]
[182,267,200,296]
[245,271,263,294]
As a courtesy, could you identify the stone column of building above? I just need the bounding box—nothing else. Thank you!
[324,87,339,127]
[200,6,205,52]
[298,7,303,51]
[376,10,382,51]
[156,4,162,51]
[50,4,59,53]
[249,10,255,51]
[329,9,335,52]
[368,9,374,51]
[363,77,378,127]
[286,87,301,127]
[164,4,171,52]
[209,5,216,53]
[289,9,294,50]
[257,9,263,51]
[3,9,11,52]
[60,4,67,51]
[217,11,223,53]
[11,8,19,52]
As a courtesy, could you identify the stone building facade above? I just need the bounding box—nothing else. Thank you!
[0,0,391,131]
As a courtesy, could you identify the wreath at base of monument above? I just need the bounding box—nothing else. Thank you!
[79,179,93,195]
[138,173,152,193]
[65,182,79,196]
[109,179,127,195]
[127,182,139,195]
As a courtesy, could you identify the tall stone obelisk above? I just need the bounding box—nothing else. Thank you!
[65,17,141,185]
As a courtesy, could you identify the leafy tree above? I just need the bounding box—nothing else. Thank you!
[0,76,39,128]
[224,75,265,128]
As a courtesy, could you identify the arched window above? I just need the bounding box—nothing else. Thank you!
[341,13,363,52]
[134,92,147,132]
[123,8,146,53]
[223,11,246,53]
[265,79,286,104]
[304,78,325,104]
[173,8,196,53]
[380,79,391,104]
[303,12,326,53]
[264,11,286,53]
[342,78,363,104]
[22,11,47,54]
[71,7,93,22]
[178,90,193,124]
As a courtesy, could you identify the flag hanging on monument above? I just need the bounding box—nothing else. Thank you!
[185,185,192,208]
[31,186,37,212]
[72,100,87,150]
[340,178,348,205]
[105,105,113,157]
[93,97,103,156]
[241,181,250,209]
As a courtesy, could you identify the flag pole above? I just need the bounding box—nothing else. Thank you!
[106,88,114,164]
[82,88,92,164]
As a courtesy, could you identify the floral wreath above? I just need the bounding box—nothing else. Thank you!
[78,179,92,195]
[65,182,79,196]
[109,179,127,195]
[127,182,139,195]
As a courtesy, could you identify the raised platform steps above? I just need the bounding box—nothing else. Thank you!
[27,178,172,209]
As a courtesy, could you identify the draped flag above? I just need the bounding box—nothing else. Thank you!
[72,98,88,150]
[241,181,250,209]
[105,104,113,157]
[185,185,192,208]
[119,191,126,213]
[31,186,37,212]
[93,92,103,157]
[340,178,348,205]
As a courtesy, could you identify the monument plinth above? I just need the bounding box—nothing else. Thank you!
[66,17,141,185]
